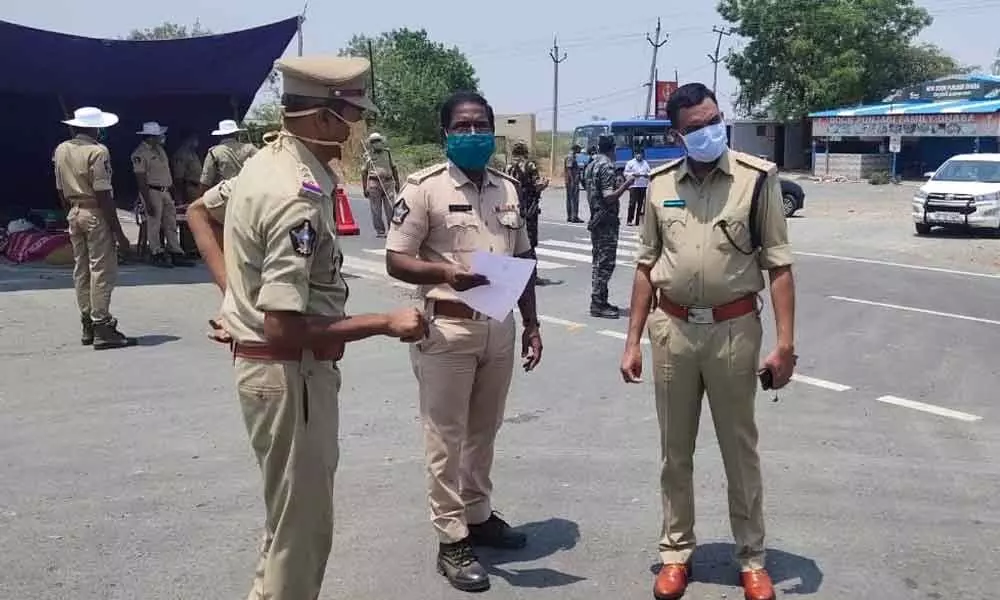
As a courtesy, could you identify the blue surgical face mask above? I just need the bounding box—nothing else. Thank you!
[445,132,495,171]
[682,120,728,163]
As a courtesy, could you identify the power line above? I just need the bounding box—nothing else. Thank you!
[708,26,734,94]
[644,18,668,118]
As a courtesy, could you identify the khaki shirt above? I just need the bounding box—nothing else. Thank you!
[201,177,233,224]
[385,162,531,302]
[636,150,793,307]
[52,134,113,200]
[220,136,348,343]
[201,138,258,188]
[172,147,202,186]
[131,141,172,187]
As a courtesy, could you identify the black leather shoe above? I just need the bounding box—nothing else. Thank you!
[590,304,620,319]
[169,252,194,267]
[437,540,489,592]
[150,253,173,268]
[468,513,527,549]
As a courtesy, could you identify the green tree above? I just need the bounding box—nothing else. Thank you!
[339,29,479,144]
[125,20,211,41]
[718,0,968,117]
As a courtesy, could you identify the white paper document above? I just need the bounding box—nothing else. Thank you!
[454,251,537,322]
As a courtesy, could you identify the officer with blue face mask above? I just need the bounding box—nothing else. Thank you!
[620,83,797,600]
[385,90,543,593]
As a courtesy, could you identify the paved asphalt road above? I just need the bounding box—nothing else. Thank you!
[1,181,998,599]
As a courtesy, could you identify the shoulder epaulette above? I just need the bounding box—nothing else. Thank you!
[406,162,448,185]
[487,166,519,186]
[649,157,684,178]
[732,151,778,175]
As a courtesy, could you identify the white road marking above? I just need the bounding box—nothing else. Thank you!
[790,374,852,392]
[876,395,982,422]
[540,220,587,228]
[539,239,637,258]
[342,255,416,290]
[538,315,586,328]
[795,251,1000,280]
[361,247,568,270]
[534,247,633,267]
[596,330,650,345]
[829,295,1000,326]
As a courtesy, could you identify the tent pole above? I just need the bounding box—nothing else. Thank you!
[57,95,73,136]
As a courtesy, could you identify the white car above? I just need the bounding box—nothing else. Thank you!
[912,153,1000,235]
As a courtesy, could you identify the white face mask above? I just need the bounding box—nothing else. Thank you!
[682,120,728,163]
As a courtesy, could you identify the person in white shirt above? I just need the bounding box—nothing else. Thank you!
[624,149,651,226]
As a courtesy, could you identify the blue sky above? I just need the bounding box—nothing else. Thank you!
[6,0,999,130]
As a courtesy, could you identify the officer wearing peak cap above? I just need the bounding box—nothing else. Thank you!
[385,90,542,593]
[200,119,258,195]
[221,55,426,600]
[619,82,796,600]
[131,121,192,268]
[53,106,136,350]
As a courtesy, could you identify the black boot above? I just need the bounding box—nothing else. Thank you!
[437,539,489,592]
[468,512,527,549]
[93,318,138,350]
[81,314,94,346]
[169,252,194,267]
[150,252,173,268]
[590,303,620,319]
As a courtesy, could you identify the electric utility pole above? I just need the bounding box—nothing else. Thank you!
[644,18,668,119]
[549,35,567,178]
[296,2,308,56]
[708,26,734,94]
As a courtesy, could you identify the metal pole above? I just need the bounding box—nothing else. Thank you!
[367,39,377,105]
[549,36,567,180]
[708,26,733,95]
[297,3,308,56]
[644,18,668,119]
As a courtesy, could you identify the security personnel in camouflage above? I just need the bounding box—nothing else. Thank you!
[505,141,548,249]
[584,135,633,318]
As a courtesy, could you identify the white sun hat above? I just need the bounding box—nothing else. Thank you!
[211,119,246,136]
[62,106,119,128]
[136,121,168,136]
[368,132,384,142]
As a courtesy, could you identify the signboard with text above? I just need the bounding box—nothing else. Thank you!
[654,81,678,120]
[883,77,1000,103]
[813,113,1000,138]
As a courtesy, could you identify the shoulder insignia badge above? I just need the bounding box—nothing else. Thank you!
[733,151,777,174]
[289,220,317,256]
[649,157,684,178]
[391,198,410,225]
[406,162,447,185]
[487,167,519,186]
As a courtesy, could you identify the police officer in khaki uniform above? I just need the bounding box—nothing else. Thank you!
[220,55,427,600]
[620,83,796,600]
[385,90,543,593]
[172,134,202,205]
[200,119,258,194]
[131,122,192,267]
[53,106,136,350]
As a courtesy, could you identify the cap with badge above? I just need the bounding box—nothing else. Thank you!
[275,56,377,113]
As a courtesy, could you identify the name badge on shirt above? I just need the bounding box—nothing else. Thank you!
[448,204,473,212]
[662,199,686,208]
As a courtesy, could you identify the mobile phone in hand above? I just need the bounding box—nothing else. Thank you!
[758,368,773,391]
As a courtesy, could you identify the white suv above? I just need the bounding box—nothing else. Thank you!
[912,153,1000,235]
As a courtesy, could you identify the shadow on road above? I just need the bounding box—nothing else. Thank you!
[134,334,182,347]
[479,517,585,589]
[650,542,823,595]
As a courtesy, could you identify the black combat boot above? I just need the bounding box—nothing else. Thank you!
[437,539,490,592]
[590,303,620,319]
[468,512,527,549]
[150,252,173,268]
[92,318,138,350]
[81,314,94,346]
[169,252,194,267]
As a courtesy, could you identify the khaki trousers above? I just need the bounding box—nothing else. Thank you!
[67,206,117,322]
[144,188,182,255]
[647,309,766,571]
[410,313,516,543]
[235,353,341,600]
[366,178,395,236]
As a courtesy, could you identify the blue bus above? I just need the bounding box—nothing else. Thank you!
[571,119,685,171]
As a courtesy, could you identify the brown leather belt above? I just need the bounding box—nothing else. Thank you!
[233,342,343,362]
[658,294,756,324]
[149,184,170,192]
[430,299,487,320]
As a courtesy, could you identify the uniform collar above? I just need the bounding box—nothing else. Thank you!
[678,149,732,181]
[447,161,498,189]
[282,135,337,197]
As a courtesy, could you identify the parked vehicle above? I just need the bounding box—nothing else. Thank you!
[780,178,805,217]
[912,153,1000,235]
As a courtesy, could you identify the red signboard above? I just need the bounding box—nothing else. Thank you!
[654,81,678,120]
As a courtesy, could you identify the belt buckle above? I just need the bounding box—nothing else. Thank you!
[687,306,715,324]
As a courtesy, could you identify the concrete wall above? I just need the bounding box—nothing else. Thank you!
[495,113,536,153]
[813,153,891,179]
[730,121,809,170]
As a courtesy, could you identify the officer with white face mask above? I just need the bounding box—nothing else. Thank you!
[619,82,797,600]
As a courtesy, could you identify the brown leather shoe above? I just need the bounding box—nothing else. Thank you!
[740,569,776,600]
[653,562,690,600]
